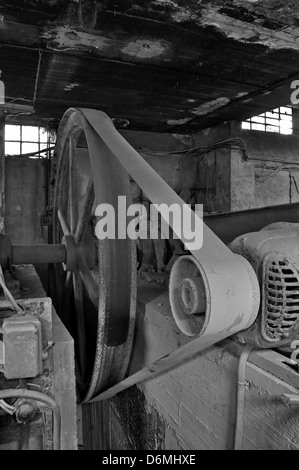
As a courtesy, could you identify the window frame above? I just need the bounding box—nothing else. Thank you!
[242,106,293,135]
[5,124,56,157]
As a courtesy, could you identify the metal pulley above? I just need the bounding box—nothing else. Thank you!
[0,108,262,402]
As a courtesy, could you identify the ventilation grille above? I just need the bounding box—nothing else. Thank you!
[262,255,299,343]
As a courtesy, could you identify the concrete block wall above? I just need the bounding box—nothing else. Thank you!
[233,122,299,208]
[5,156,47,244]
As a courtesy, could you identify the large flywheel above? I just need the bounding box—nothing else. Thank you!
[50,108,137,402]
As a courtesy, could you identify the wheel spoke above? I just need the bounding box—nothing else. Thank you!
[58,209,71,236]
[59,270,74,332]
[73,272,87,379]
[58,209,98,308]
[77,249,98,309]
[62,271,73,305]
[74,180,94,242]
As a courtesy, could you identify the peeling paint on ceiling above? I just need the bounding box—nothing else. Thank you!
[191,98,230,117]
[64,82,80,91]
[167,117,193,126]
[200,9,299,50]
[121,39,172,60]
[2,0,299,132]
[42,26,109,51]
[152,0,299,28]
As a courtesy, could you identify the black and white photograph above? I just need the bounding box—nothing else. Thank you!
[0,0,298,453]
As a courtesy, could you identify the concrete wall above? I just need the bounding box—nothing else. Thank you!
[192,121,299,213]
[123,125,256,213]
[5,156,47,244]
[233,123,299,208]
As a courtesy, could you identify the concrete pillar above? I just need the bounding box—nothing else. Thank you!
[230,148,255,211]
[0,116,5,232]
[192,122,255,213]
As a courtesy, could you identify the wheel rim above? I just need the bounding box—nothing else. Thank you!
[51,108,137,402]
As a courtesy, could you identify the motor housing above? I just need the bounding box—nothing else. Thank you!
[230,222,299,348]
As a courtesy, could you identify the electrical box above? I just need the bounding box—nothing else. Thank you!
[2,314,42,379]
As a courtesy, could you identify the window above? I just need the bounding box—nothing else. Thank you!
[242,106,293,135]
[5,125,56,157]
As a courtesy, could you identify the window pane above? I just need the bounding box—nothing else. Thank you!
[242,122,250,130]
[280,123,293,134]
[5,125,20,141]
[266,125,279,133]
[252,123,265,131]
[40,144,50,156]
[266,111,279,118]
[39,127,48,143]
[280,106,291,114]
[266,118,280,126]
[280,127,292,135]
[22,126,39,142]
[252,116,265,124]
[244,106,293,135]
[5,141,20,155]
[22,143,39,154]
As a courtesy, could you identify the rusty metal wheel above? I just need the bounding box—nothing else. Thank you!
[51,108,137,402]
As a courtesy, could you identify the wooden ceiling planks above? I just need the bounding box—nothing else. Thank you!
[1,0,299,131]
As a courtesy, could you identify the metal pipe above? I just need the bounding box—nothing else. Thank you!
[204,202,299,245]
[11,244,66,265]
[0,389,61,450]
[234,345,255,450]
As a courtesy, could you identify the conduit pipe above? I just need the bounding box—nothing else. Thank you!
[0,389,61,450]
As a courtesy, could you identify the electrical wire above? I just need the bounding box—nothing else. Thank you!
[0,265,23,313]
[247,155,299,166]
[139,138,249,169]
[140,138,299,193]
[139,138,249,202]
[0,389,61,450]
[255,163,299,182]
[33,49,42,107]
[0,398,16,415]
